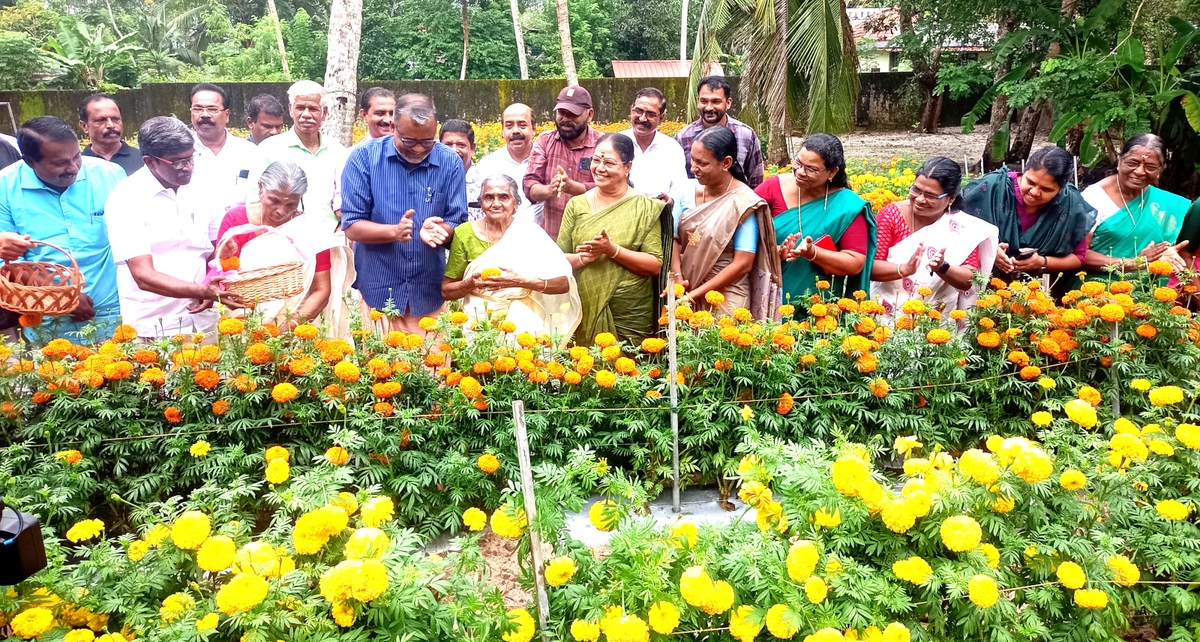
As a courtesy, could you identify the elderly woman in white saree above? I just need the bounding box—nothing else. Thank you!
[214,161,355,333]
[870,157,999,318]
[442,175,581,343]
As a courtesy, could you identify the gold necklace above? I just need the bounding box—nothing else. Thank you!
[1115,179,1145,227]
[700,176,734,205]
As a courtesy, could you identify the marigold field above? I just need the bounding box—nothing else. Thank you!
[4,271,1200,641]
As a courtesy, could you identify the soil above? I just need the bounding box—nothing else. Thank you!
[475,532,610,607]
[794,127,1052,165]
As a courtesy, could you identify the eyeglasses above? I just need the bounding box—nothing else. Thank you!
[793,163,827,176]
[149,154,195,170]
[398,137,437,150]
[590,157,623,170]
[908,186,948,202]
[1120,157,1161,174]
[190,106,225,115]
[631,107,661,120]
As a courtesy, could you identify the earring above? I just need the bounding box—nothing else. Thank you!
[824,181,830,209]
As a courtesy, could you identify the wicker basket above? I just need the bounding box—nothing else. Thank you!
[216,232,305,303]
[0,240,84,314]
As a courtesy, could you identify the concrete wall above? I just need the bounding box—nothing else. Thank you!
[0,74,980,136]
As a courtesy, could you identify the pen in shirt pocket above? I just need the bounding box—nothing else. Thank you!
[426,187,433,203]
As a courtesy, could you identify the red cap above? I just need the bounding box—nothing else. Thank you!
[554,86,593,115]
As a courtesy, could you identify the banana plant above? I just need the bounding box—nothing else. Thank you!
[45,21,145,90]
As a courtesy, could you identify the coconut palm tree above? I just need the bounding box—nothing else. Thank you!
[324,0,362,146]
[690,0,858,162]
[555,0,578,85]
[511,0,528,79]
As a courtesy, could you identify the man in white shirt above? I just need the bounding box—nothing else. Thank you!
[439,119,482,221]
[354,87,395,147]
[253,80,346,229]
[475,103,541,222]
[620,87,689,201]
[190,83,261,211]
[104,116,245,338]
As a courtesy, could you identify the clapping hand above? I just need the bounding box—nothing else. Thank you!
[781,233,816,262]
[420,216,449,247]
[1158,241,1189,272]
[899,243,925,277]
[394,210,415,243]
[551,165,569,197]
[926,247,946,275]
[577,228,618,259]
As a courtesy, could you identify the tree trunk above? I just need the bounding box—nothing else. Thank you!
[1006,98,1045,164]
[510,0,528,79]
[766,118,789,166]
[982,15,1013,170]
[266,0,291,79]
[920,93,944,133]
[679,0,689,62]
[323,0,362,146]
[460,0,469,80]
[555,0,578,85]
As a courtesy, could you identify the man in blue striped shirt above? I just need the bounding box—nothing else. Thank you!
[342,93,467,332]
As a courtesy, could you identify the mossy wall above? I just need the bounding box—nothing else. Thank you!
[0,74,976,136]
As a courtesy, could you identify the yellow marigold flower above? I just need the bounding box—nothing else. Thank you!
[980,543,1000,569]
[1157,499,1191,521]
[738,480,772,507]
[271,382,298,403]
[959,449,999,485]
[595,370,617,388]
[804,576,828,603]
[1130,378,1152,392]
[1149,385,1185,406]
[572,619,602,642]
[1099,303,1125,322]
[1064,399,1097,429]
[892,556,933,584]
[160,591,195,623]
[344,527,390,560]
[1056,561,1086,589]
[449,311,469,325]
[127,540,149,562]
[814,507,841,528]
[217,318,244,335]
[764,605,797,640]
[320,558,389,603]
[189,439,213,460]
[215,573,269,615]
[940,515,982,552]
[1107,554,1140,586]
[589,499,619,531]
[786,540,819,583]
[1059,469,1087,491]
[325,446,350,466]
[477,452,500,474]
[462,507,487,532]
[197,535,237,572]
[894,435,922,457]
[66,518,105,543]
[729,605,762,642]
[360,496,395,527]
[65,630,96,642]
[646,601,679,635]
[144,523,170,547]
[195,613,219,632]
[503,608,537,642]
[1149,439,1175,456]
[11,607,55,639]
[968,574,999,608]
[544,555,576,587]
[491,502,527,539]
[1074,588,1108,609]
[171,511,211,550]
[266,458,290,484]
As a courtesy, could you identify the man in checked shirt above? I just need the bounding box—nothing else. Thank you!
[523,85,602,243]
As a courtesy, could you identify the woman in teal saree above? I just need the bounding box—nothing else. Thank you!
[1081,134,1190,275]
[765,134,876,301]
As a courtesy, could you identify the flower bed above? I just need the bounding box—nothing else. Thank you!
[3,268,1200,640]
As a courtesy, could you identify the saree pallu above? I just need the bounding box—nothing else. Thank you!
[961,170,1096,266]
[557,193,671,346]
[461,219,582,347]
[773,188,876,302]
[677,186,782,320]
[871,210,999,321]
[1090,185,1191,258]
[222,204,357,338]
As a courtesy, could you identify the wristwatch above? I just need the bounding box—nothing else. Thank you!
[936,261,950,276]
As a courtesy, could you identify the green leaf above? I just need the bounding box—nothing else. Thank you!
[1116,37,1145,71]
[991,120,1011,159]
[1182,91,1200,133]
[1048,111,1087,143]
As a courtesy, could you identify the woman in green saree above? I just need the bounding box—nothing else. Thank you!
[1081,134,1190,275]
[763,134,876,301]
[557,133,672,346]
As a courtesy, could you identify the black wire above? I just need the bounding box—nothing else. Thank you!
[1,504,23,545]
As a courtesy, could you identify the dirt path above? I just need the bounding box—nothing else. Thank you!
[797,127,1052,165]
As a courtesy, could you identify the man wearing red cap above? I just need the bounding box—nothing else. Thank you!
[523,85,602,241]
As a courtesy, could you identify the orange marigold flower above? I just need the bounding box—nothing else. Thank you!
[334,361,361,382]
[1154,287,1178,303]
[1020,365,1041,380]
[164,406,184,423]
[1136,324,1157,338]
[736,333,755,347]
[529,369,550,383]
[324,384,344,398]
[245,343,272,365]
[272,382,299,403]
[130,348,157,364]
[325,446,350,465]
[1171,305,1191,317]
[594,332,617,348]
[374,402,394,416]
[1038,338,1062,355]
[816,280,831,290]
[641,337,667,353]
[800,354,817,365]
[564,371,583,385]
[18,312,43,327]
[615,357,637,375]
[895,316,914,330]
[212,399,230,416]
[857,353,879,373]
[473,361,493,374]
[288,357,314,377]
[446,372,464,386]
[473,399,489,411]
[495,356,517,373]
[870,378,890,398]
[294,324,319,339]
[218,318,245,335]
[926,328,952,345]
[950,309,967,321]
[449,311,469,325]
[498,320,517,333]
[110,324,137,342]
[777,392,794,415]
[547,362,566,378]
[596,370,617,388]
[372,381,403,399]
[1007,350,1029,367]
[405,334,426,350]
[1109,281,1133,294]
[477,453,500,473]
[1099,304,1125,322]
[460,376,483,399]
[32,390,52,404]
[140,367,166,386]
[1148,260,1174,276]
[424,353,446,367]
[193,369,221,390]
[976,331,1001,348]
[103,361,134,380]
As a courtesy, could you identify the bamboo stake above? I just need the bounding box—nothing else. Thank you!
[511,400,550,639]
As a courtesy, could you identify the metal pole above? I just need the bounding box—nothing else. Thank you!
[511,400,550,640]
[1073,156,1079,186]
[666,284,681,513]
[1110,321,1120,416]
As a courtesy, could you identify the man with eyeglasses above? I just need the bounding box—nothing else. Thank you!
[342,93,466,332]
[619,87,688,201]
[0,116,126,339]
[676,75,764,188]
[104,116,245,338]
[253,80,347,229]
[189,83,261,212]
[524,85,602,240]
[79,94,143,176]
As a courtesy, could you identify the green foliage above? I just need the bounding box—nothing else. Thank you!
[0,0,62,41]
[0,31,61,89]
[283,8,326,81]
[46,20,144,89]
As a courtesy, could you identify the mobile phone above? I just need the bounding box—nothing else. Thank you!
[813,234,837,253]
[578,157,592,171]
[1016,248,1036,261]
